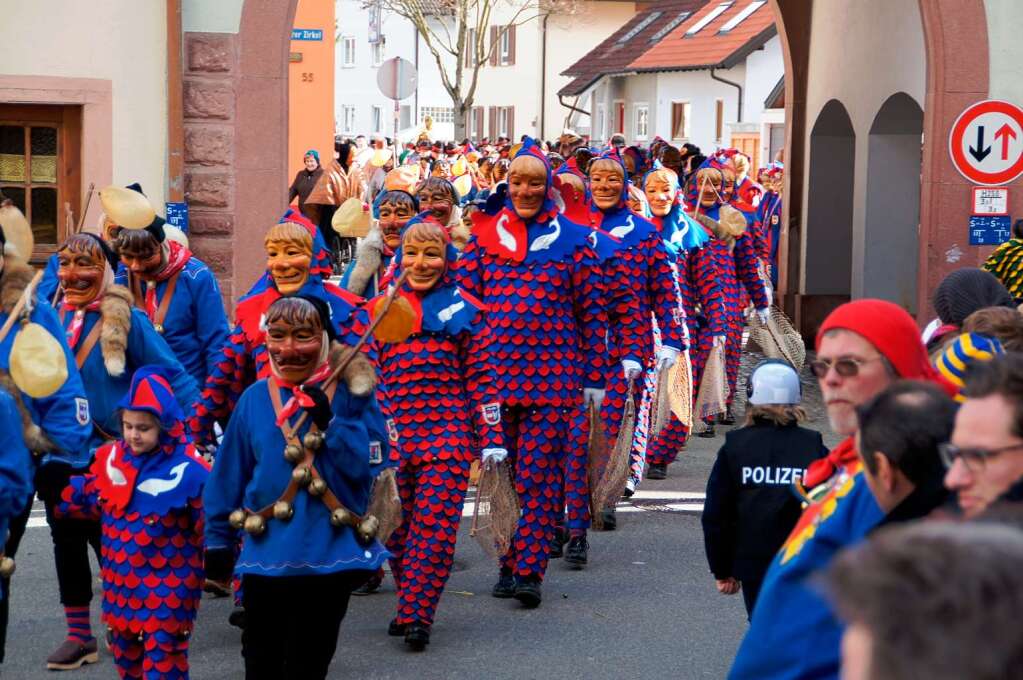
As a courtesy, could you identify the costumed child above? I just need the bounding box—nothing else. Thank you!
[639,167,723,479]
[203,295,388,680]
[55,367,209,679]
[374,214,505,650]
[456,138,608,607]
[755,163,784,289]
[701,359,826,618]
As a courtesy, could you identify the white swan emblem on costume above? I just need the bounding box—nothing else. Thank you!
[437,292,466,323]
[609,215,635,240]
[529,217,561,252]
[137,462,189,497]
[495,214,517,252]
[105,447,128,486]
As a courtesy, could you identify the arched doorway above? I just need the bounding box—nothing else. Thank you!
[863,92,924,311]
[804,99,854,302]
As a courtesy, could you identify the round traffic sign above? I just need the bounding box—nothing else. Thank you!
[949,100,1023,185]
[376,57,417,101]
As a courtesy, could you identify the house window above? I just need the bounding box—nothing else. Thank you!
[715,99,724,141]
[0,104,81,260]
[671,101,691,140]
[613,101,625,135]
[490,25,516,66]
[420,107,455,124]
[635,105,649,140]
[400,105,412,129]
[372,39,385,67]
[498,107,509,137]
[340,105,356,134]
[596,103,606,141]
[372,106,383,134]
[465,27,478,67]
[341,37,356,67]
[469,106,484,139]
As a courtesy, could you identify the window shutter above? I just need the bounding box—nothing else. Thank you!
[507,106,515,140]
[508,25,516,65]
[490,27,499,66]
[475,108,485,140]
[672,104,681,139]
[489,106,498,138]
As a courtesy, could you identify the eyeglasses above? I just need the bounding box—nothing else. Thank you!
[809,355,884,379]
[938,442,1023,472]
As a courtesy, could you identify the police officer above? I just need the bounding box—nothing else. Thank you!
[701,360,827,617]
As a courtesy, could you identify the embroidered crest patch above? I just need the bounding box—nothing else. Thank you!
[75,398,90,426]
[369,441,383,465]
[481,402,501,426]
[386,419,399,443]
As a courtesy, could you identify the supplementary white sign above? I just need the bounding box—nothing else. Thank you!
[972,187,1009,214]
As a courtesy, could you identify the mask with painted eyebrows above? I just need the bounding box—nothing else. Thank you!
[265,223,313,295]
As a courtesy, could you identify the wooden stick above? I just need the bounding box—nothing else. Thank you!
[75,183,95,235]
[0,270,43,344]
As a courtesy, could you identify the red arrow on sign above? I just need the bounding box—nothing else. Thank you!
[995,123,1017,161]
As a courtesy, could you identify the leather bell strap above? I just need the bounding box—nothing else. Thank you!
[58,307,103,369]
[130,272,180,333]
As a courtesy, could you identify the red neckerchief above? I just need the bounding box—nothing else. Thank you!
[273,361,333,427]
[62,300,103,348]
[803,437,858,490]
[91,442,138,510]
[395,287,424,334]
[142,241,192,318]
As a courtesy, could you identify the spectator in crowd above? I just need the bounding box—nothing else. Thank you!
[983,218,1023,302]
[926,268,1015,354]
[825,520,1023,680]
[943,353,1023,515]
[288,150,324,222]
[354,134,367,150]
[963,305,1023,351]
[854,381,956,528]
[609,133,626,151]
[702,360,827,618]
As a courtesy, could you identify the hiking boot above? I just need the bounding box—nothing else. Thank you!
[697,426,716,438]
[565,536,589,569]
[203,578,232,598]
[513,578,542,608]
[404,623,430,651]
[719,409,736,426]
[598,507,617,531]
[228,607,247,630]
[492,573,516,598]
[46,638,99,671]
[352,570,383,596]
[647,463,668,480]
[388,619,407,637]
[549,526,567,559]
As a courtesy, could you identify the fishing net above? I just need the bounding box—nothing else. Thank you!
[746,305,806,370]
[692,344,727,433]
[470,461,520,559]
[365,467,402,545]
[648,365,673,441]
[585,402,609,521]
[667,351,694,431]
[590,386,638,528]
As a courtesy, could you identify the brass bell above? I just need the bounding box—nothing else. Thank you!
[154,324,164,334]
[358,515,380,542]
[291,466,312,486]
[303,431,325,451]
[242,514,266,536]
[308,478,327,497]
[330,507,351,527]
[272,501,294,521]
[0,556,15,578]
[228,509,247,529]
[283,443,303,463]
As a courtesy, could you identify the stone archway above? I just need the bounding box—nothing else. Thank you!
[864,92,924,311]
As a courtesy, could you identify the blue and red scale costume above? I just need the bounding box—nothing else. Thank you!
[56,367,209,680]
[188,210,370,446]
[456,140,608,585]
[755,174,783,289]
[373,216,504,628]
[117,241,231,389]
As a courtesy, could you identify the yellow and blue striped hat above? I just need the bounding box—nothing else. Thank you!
[934,332,1005,401]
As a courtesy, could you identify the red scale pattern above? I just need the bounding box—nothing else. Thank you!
[110,628,190,679]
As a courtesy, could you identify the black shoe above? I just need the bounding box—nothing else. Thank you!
[388,619,407,637]
[593,507,616,531]
[228,607,246,630]
[647,463,668,480]
[697,427,716,438]
[352,571,383,596]
[549,526,567,559]
[404,623,430,651]
[492,573,516,598]
[621,485,635,499]
[565,535,588,569]
[513,579,542,608]
[719,409,736,426]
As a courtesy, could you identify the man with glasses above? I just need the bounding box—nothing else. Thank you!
[729,299,954,680]
[944,353,1023,517]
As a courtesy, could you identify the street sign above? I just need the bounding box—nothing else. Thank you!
[949,100,1023,185]
[291,28,323,41]
[166,202,189,234]
[969,215,1012,246]
[376,57,417,101]
[973,187,1009,215]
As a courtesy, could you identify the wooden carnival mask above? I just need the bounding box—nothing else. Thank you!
[265,223,313,296]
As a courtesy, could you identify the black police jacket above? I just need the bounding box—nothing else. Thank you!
[702,418,828,581]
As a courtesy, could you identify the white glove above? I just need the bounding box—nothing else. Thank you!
[712,334,727,348]
[656,346,680,371]
[481,448,508,465]
[621,359,643,381]
[765,286,774,308]
[756,308,770,325]
[583,388,606,409]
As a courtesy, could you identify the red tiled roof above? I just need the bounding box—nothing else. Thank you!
[628,0,776,72]
[558,0,709,97]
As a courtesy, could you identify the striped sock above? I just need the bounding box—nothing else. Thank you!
[64,605,93,643]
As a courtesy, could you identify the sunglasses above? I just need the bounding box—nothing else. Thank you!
[938,442,1023,472]
[809,355,883,379]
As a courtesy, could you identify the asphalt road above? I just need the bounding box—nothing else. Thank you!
[4,350,836,679]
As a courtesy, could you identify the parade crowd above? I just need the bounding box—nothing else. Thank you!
[0,125,1020,680]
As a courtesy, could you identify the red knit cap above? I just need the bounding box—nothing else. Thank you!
[816,298,951,388]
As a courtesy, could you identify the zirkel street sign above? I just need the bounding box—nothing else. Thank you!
[949,100,1023,185]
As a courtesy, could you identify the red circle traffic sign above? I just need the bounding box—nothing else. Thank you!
[949,100,1023,185]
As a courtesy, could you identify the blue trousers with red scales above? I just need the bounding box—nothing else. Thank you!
[110,629,189,680]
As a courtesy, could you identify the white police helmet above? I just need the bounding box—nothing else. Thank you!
[746,359,801,405]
